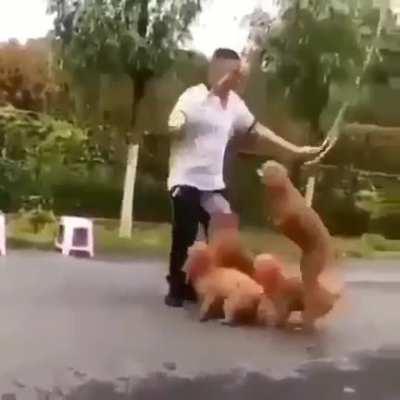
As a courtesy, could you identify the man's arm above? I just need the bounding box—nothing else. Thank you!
[250,122,322,158]
[217,67,322,159]
[165,86,195,138]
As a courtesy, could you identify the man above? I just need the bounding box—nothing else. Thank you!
[165,48,321,307]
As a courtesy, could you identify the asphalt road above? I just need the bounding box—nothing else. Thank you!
[1,251,400,399]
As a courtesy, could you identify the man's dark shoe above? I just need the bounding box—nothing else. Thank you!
[164,293,184,308]
[165,279,185,308]
[184,284,198,303]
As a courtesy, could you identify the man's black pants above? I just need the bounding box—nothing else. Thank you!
[167,185,228,296]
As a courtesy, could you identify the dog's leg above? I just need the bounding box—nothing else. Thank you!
[220,293,257,326]
[199,294,217,322]
[220,295,240,326]
[257,296,278,326]
[302,310,317,333]
[274,298,291,328]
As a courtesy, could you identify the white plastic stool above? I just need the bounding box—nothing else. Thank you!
[0,213,6,256]
[55,216,94,257]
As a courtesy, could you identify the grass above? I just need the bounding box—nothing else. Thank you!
[6,216,172,256]
[96,220,171,256]
[4,214,371,261]
[359,234,400,258]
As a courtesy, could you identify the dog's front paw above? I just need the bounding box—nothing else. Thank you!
[302,321,317,334]
[219,318,235,326]
[199,314,210,322]
[274,318,289,329]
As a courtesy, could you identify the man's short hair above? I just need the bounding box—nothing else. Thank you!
[212,48,241,61]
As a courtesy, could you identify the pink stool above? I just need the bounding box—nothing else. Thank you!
[55,216,94,257]
[0,213,6,255]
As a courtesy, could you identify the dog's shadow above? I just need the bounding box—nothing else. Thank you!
[185,304,329,359]
[184,300,225,323]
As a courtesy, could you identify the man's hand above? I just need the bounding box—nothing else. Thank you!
[168,109,186,138]
[252,122,326,159]
[169,109,186,130]
[212,66,244,98]
[297,145,324,160]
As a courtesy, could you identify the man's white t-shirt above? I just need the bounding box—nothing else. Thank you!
[167,84,255,191]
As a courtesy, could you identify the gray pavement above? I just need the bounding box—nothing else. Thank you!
[1,251,400,399]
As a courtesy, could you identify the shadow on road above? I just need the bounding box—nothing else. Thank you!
[5,347,400,400]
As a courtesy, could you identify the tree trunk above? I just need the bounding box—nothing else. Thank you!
[119,143,140,238]
[119,0,150,238]
[118,75,147,238]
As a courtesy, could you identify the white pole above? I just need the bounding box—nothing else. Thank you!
[305,175,316,207]
[119,143,139,238]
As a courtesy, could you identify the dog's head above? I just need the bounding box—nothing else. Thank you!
[258,160,288,189]
[253,254,286,294]
[185,242,213,283]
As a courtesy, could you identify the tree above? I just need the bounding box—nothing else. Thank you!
[0,105,100,231]
[48,0,203,237]
[0,106,91,188]
[0,39,54,112]
[261,2,361,143]
[241,6,273,62]
[256,0,389,205]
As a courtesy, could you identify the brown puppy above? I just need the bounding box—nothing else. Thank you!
[185,241,264,325]
[253,254,339,329]
[259,161,336,319]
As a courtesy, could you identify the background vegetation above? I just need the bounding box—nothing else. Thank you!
[1,0,400,248]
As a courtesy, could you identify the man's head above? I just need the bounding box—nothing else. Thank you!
[208,48,245,91]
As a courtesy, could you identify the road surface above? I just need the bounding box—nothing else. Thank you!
[1,251,400,399]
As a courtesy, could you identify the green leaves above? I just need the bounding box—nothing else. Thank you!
[261,0,376,138]
[0,106,103,176]
[54,0,202,79]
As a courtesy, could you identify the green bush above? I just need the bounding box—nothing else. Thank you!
[314,189,370,235]
[51,181,122,218]
[49,172,170,221]
[134,173,171,222]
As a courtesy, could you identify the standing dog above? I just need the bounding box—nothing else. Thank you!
[258,161,339,328]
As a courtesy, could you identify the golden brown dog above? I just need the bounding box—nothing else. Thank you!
[253,254,340,329]
[185,241,264,325]
[259,161,337,323]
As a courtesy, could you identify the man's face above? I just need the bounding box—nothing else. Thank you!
[208,57,242,89]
